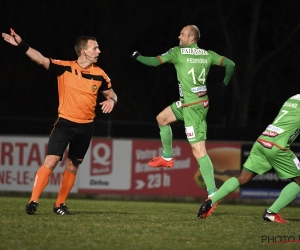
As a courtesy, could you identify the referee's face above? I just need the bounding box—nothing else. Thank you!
[84,40,101,62]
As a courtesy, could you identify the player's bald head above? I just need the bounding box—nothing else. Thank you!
[185,25,200,42]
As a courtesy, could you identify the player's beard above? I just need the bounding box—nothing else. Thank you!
[179,40,187,47]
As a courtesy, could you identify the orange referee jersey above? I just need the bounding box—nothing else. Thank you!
[48,59,112,123]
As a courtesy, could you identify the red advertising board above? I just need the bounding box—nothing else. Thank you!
[78,138,240,199]
[0,136,241,199]
[130,140,240,198]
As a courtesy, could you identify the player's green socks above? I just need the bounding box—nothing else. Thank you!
[211,177,240,205]
[159,125,173,158]
[268,182,300,213]
[198,155,216,195]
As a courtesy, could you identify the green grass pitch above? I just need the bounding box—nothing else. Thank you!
[0,197,299,250]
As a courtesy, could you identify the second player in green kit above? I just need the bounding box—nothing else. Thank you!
[197,94,300,223]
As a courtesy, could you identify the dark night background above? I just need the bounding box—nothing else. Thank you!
[1,0,300,141]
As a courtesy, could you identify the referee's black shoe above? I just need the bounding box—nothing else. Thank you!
[53,203,74,215]
[25,201,38,215]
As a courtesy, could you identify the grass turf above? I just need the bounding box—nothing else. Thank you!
[0,197,299,250]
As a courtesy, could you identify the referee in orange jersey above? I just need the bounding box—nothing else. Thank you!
[2,28,118,215]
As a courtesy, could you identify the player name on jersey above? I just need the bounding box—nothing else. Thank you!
[283,102,298,108]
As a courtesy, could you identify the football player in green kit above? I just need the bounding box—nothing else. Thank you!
[197,94,300,223]
[130,24,235,211]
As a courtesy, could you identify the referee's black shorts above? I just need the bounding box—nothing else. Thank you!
[47,117,94,165]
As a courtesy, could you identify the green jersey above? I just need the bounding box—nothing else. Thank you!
[258,94,300,148]
[158,43,228,103]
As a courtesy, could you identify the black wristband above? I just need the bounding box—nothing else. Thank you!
[18,41,30,53]
[110,97,117,105]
